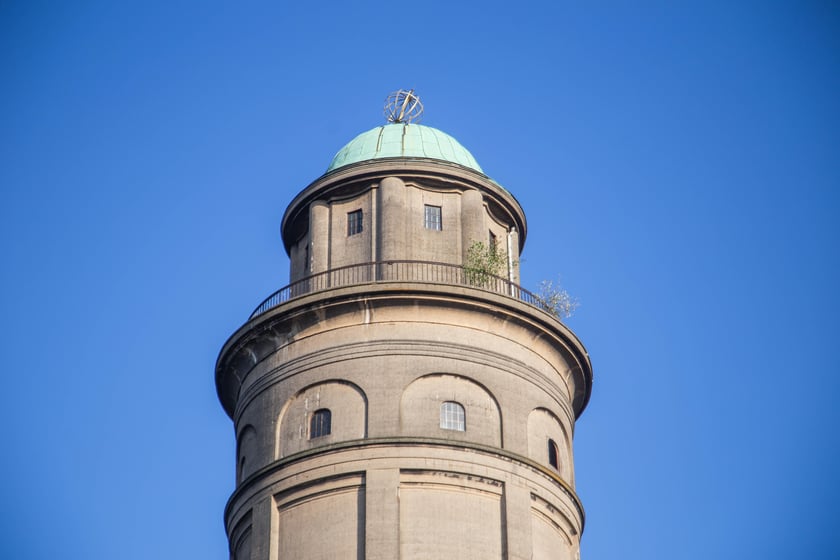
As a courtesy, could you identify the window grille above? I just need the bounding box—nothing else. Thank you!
[424,205,442,230]
[347,210,363,236]
[310,409,331,439]
[440,401,465,431]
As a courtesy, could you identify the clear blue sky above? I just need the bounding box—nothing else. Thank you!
[2,2,838,559]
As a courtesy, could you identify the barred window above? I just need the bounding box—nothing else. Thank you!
[424,205,442,230]
[347,209,363,236]
[548,438,559,470]
[310,409,331,439]
[440,401,465,431]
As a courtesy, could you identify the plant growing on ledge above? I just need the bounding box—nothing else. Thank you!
[463,240,509,288]
[463,241,579,319]
[534,279,579,319]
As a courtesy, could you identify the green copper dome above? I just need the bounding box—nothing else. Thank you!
[327,123,483,173]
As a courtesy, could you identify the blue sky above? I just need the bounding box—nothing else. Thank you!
[1,2,838,559]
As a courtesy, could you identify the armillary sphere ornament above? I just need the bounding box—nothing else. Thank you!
[384,89,424,124]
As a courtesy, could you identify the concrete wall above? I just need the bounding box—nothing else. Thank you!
[287,176,522,282]
[224,446,582,560]
[219,286,588,560]
[399,469,504,559]
[276,380,367,458]
[275,473,365,560]
[218,159,589,560]
[528,407,575,484]
[400,373,501,447]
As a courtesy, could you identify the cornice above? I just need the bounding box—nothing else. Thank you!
[223,437,586,532]
[215,283,593,420]
[280,158,527,254]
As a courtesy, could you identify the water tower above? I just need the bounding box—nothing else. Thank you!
[216,91,592,560]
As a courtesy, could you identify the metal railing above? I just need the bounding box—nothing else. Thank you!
[250,260,550,319]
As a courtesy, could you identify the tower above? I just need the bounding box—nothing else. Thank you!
[215,92,593,560]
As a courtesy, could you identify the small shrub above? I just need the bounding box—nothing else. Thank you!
[463,241,508,288]
[534,279,579,319]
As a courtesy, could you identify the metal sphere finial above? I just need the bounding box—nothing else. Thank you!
[384,89,423,124]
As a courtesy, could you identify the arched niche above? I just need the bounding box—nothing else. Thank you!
[276,380,367,458]
[527,407,573,482]
[236,425,258,483]
[400,373,502,447]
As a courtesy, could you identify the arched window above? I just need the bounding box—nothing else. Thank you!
[440,401,466,431]
[238,456,247,482]
[236,425,257,483]
[548,438,559,470]
[310,409,331,439]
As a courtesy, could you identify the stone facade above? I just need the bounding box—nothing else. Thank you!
[216,127,592,560]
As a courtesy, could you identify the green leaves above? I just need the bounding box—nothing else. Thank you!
[462,241,578,319]
[463,241,508,288]
[534,279,579,319]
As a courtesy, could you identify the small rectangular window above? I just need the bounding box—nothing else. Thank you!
[347,209,363,236]
[489,231,498,252]
[424,205,442,230]
[310,409,331,439]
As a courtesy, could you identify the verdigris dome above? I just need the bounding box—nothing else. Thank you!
[327,123,483,173]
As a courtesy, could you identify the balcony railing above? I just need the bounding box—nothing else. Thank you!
[250,260,553,320]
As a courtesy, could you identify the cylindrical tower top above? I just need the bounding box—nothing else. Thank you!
[281,94,526,258]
